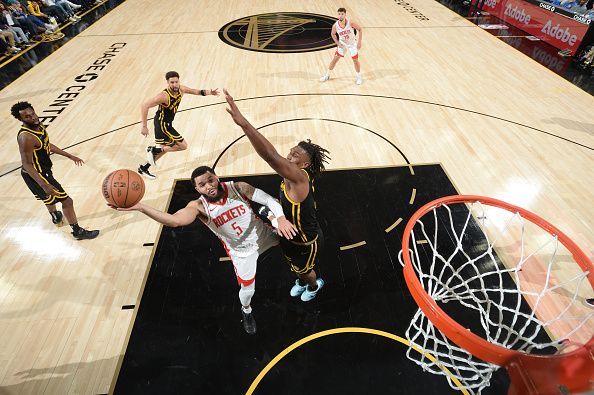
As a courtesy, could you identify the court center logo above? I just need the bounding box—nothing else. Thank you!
[219,12,336,53]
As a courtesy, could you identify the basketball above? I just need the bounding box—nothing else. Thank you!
[102,169,145,208]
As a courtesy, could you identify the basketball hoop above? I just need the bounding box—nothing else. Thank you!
[399,195,594,395]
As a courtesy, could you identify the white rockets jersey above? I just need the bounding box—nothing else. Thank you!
[199,181,277,258]
[335,18,356,46]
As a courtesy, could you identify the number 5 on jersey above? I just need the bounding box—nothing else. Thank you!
[232,222,243,236]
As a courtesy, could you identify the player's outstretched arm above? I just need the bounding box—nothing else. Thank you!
[140,92,168,137]
[49,143,84,166]
[224,89,308,184]
[113,200,202,227]
[234,182,297,239]
[181,86,220,96]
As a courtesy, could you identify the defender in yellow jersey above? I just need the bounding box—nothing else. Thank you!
[278,167,324,277]
[11,101,99,240]
[224,89,331,302]
[138,71,220,180]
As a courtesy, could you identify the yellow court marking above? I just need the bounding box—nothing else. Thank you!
[220,257,232,262]
[409,188,417,205]
[245,327,470,395]
[408,164,415,176]
[339,241,367,251]
[385,217,403,233]
[416,240,428,244]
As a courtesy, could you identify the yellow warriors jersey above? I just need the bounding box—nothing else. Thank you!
[156,88,183,123]
[279,170,321,243]
[17,124,52,173]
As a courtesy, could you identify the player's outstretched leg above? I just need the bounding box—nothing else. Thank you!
[62,197,99,240]
[139,144,167,180]
[239,282,256,334]
[146,146,162,167]
[320,54,341,82]
[45,204,64,227]
[353,58,362,85]
[138,163,156,180]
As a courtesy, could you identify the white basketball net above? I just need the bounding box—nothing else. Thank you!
[398,200,593,395]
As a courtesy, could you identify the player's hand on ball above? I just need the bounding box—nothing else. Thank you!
[107,203,142,211]
[276,216,297,240]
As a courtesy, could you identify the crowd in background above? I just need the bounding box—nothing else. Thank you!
[545,0,594,19]
[0,0,104,56]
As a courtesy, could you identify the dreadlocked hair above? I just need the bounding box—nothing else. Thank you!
[298,139,330,179]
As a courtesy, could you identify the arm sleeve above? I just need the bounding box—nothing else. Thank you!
[251,188,285,219]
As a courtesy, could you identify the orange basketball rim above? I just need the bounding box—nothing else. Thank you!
[401,195,594,395]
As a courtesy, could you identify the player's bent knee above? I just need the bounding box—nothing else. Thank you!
[62,197,74,207]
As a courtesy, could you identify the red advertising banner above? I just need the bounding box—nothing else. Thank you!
[474,0,591,54]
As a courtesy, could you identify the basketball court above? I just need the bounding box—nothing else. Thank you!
[0,0,592,394]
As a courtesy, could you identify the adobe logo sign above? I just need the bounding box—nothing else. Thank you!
[504,3,531,25]
[541,20,578,46]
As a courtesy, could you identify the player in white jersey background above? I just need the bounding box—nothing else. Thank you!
[320,7,364,85]
[111,166,297,335]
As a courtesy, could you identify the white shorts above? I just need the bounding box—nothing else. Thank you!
[336,43,358,59]
[229,229,278,286]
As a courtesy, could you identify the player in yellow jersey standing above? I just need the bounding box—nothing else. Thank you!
[138,71,220,179]
[224,90,331,302]
[12,101,99,240]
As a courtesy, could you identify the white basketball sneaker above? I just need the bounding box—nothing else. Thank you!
[146,146,157,167]
[301,278,325,302]
[290,279,307,297]
[319,74,330,82]
[355,75,363,85]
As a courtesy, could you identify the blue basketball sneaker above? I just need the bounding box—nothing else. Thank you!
[300,278,324,302]
[290,279,307,297]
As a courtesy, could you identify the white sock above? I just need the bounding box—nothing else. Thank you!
[325,69,331,76]
[239,282,255,309]
[356,72,362,78]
